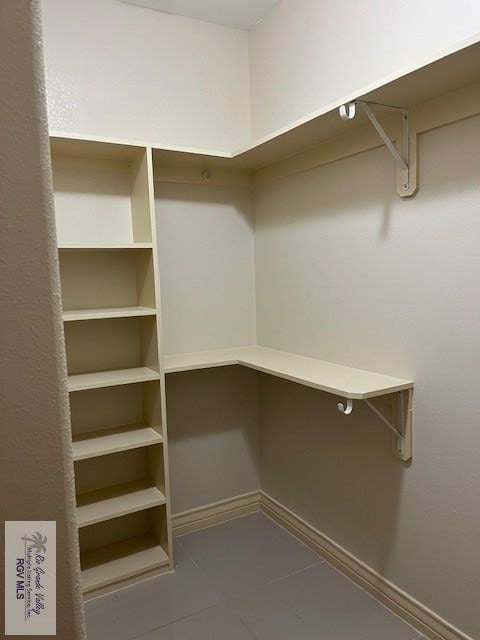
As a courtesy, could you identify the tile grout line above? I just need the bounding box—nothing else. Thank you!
[98,514,426,640]
[127,558,326,640]
[259,511,425,639]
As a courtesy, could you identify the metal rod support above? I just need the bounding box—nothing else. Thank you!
[338,99,411,193]
[356,102,408,173]
[364,398,403,438]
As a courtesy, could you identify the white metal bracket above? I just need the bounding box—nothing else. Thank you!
[339,100,412,197]
[337,389,413,461]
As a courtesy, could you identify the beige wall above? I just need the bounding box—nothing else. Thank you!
[0,1,84,637]
[166,367,260,513]
[254,116,480,638]
[40,0,251,152]
[156,183,257,355]
[157,183,259,513]
[249,0,480,140]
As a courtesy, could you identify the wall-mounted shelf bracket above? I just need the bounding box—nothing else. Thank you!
[337,389,413,461]
[339,100,412,197]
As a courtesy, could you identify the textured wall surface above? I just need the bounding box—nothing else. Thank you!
[0,2,85,637]
[254,116,480,638]
[167,367,260,513]
[40,0,251,152]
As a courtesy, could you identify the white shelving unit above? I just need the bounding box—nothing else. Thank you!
[51,137,173,599]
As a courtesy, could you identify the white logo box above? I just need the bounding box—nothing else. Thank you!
[4,521,56,636]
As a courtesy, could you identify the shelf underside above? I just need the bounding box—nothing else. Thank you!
[77,480,166,528]
[81,535,169,594]
[164,346,413,400]
[72,425,162,461]
[68,367,160,392]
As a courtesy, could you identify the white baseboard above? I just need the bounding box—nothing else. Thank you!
[172,491,261,536]
[172,490,472,640]
[260,492,473,640]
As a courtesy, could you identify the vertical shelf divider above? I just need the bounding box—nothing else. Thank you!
[142,146,174,568]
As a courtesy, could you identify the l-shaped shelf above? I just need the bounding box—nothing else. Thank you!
[164,346,414,461]
[164,346,412,399]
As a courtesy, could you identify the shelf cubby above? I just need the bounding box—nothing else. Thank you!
[79,507,169,596]
[59,248,155,313]
[70,382,163,461]
[51,138,153,246]
[65,316,159,376]
[75,446,165,525]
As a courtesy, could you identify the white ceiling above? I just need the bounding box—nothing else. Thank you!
[119,0,279,29]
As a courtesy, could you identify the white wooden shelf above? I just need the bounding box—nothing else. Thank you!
[164,346,413,400]
[148,36,480,171]
[68,367,160,392]
[77,481,166,528]
[72,425,162,461]
[58,243,152,250]
[81,535,169,594]
[63,306,156,322]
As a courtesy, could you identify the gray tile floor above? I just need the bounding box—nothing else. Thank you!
[86,513,425,640]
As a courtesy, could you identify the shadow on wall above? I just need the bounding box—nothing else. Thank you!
[166,366,261,514]
[259,373,407,579]
[155,181,254,229]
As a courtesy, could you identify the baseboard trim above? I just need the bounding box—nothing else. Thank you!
[260,491,472,640]
[172,491,471,640]
[172,491,262,537]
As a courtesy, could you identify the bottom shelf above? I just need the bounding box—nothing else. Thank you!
[81,534,169,594]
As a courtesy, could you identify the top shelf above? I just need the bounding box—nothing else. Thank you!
[51,36,480,172]
[163,346,413,400]
[153,36,480,170]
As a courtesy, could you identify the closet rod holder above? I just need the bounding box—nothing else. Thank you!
[339,100,411,197]
[337,389,413,461]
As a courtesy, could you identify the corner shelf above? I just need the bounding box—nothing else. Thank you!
[68,367,160,392]
[164,346,412,399]
[77,480,166,528]
[63,307,156,322]
[81,535,169,595]
[164,346,414,461]
[72,425,163,461]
